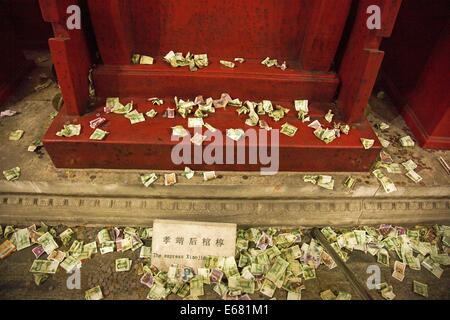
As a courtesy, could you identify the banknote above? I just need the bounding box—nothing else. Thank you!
[164,173,177,186]
[56,124,81,137]
[30,259,59,274]
[324,110,334,123]
[115,258,132,272]
[9,130,24,141]
[361,138,375,149]
[392,261,406,281]
[141,173,158,187]
[400,135,415,147]
[280,123,298,137]
[413,280,428,298]
[60,255,79,273]
[139,246,152,259]
[37,232,59,255]
[220,60,235,68]
[0,240,16,259]
[48,250,66,263]
[85,286,104,300]
[3,167,21,181]
[125,110,145,124]
[11,228,31,251]
[89,129,109,141]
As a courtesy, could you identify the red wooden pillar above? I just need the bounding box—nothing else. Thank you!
[39,0,92,115]
[337,0,402,123]
[87,0,134,65]
[300,0,352,72]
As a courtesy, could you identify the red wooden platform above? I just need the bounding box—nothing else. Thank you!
[39,0,401,172]
[44,99,381,171]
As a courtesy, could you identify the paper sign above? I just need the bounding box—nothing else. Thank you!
[151,219,237,271]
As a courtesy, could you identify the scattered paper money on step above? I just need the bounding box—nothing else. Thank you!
[220,60,235,68]
[378,137,391,148]
[203,171,217,181]
[314,128,336,144]
[361,138,375,149]
[377,122,390,131]
[89,117,107,129]
[227,129,245,141]
[324,110,334,123]
[172,126,189,138]
[56,124,81,137]
[125,110,145,124]
[141,173,158,187]
[280,123,298,137]
[406,170,423,183]
[131,54,154,65]
[402,160,417,171]
[90,129,109,141]
[164,173,177,186]
[181,167,195,180]
[188,118,204,128]
[191,133,207,146]
[146,109,158,118]
[373,169,397,193]
[343,176,357,190]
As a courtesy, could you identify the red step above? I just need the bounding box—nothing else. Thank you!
[93,58,339,103]
[43,98,381,172]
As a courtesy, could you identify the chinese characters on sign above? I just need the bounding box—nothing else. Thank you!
[151,220,237,271]
[162,236,225,247]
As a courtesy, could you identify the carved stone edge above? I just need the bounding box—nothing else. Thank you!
[0,193,449,227]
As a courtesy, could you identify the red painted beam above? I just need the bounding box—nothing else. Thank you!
[300,0,352,72]
[39,0,92,115]
[338,0,402,123]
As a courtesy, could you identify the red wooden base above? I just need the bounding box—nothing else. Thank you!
[43,98,381,172]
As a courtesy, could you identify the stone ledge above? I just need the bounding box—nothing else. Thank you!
[0,192,448,227]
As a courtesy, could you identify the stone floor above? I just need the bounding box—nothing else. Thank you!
[0,224,448,300]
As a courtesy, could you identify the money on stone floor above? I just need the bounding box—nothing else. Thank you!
[0,221,448,300]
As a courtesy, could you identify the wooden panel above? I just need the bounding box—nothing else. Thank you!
[300,0,352,71]
[88,0,134,65]
[88,0,311,64]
